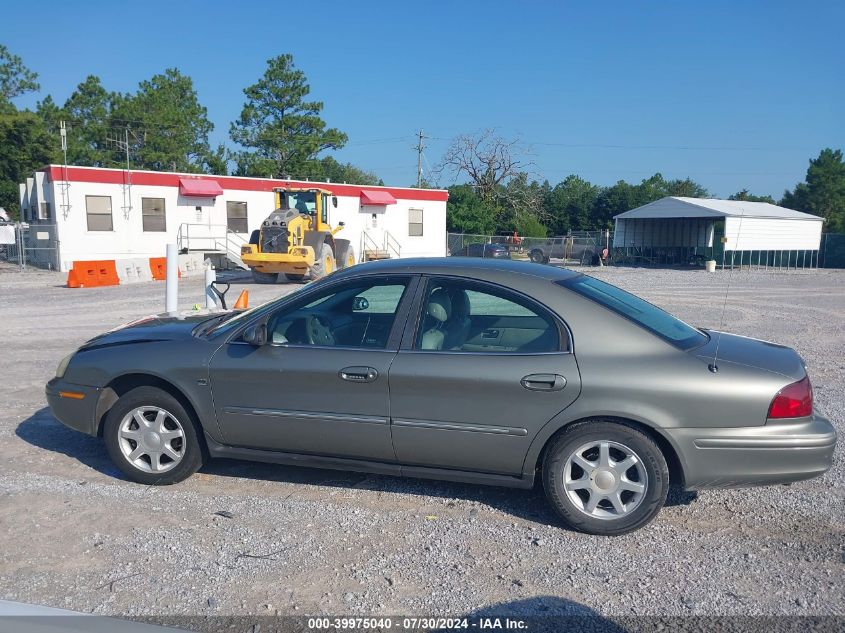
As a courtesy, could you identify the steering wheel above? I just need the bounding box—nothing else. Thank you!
[306,314,335,346]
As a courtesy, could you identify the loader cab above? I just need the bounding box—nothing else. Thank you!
[274,188,334,231]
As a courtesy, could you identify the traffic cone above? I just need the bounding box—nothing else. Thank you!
[233,289,249,310]
[66,269,82,288]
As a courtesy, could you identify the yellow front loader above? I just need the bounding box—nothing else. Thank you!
[240,187,356,283]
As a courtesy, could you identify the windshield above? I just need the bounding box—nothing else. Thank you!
[283,191,317,215]
[558,275,708,351]
[201,282,314,338]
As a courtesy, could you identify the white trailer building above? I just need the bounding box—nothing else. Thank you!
[18,165,449,272]
[613,197,824,268]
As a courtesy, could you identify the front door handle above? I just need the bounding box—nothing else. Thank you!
[521,374,566,391]
[339,366,378,383]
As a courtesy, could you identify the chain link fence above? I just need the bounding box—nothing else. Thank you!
[447,231,845,269]
[0,223,60,270]
[447,231,610,266]
[820,233,845,268]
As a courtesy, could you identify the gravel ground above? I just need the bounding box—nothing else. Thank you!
[0,262,842,626]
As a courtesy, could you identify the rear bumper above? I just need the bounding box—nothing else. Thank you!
[45,377,101,436]
[665,414,837,489]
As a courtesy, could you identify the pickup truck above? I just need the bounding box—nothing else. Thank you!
[527,237,600,265]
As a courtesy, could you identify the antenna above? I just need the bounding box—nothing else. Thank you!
[59,120,71,219]
[108,127,135,218]
[709,207,746,373]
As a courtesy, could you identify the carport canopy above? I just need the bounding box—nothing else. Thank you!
[613,197,823,251]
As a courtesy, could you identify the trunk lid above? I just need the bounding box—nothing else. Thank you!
[693,331,806,381]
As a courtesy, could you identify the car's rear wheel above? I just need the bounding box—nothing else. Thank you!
[542,421,668,535]
[529,249,545,263]
[103,386,205,485]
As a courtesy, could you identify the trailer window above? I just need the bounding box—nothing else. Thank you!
[227,201,248,233]
[86,196,113,231]
[409,208,423,236]
[141,198,166,232]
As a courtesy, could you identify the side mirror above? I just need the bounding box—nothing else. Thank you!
[332,196,338,208]
[242,323,267,346]
[352,296,369,311]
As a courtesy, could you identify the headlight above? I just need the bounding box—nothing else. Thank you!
[55,353,74,378]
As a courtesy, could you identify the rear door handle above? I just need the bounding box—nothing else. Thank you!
[339,366,378,383]
[481,329,500,338]
[521,374,566,391]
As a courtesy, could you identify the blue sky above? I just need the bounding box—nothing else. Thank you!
[6,0,843,197]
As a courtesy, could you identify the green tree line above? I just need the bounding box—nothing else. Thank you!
[1,43,843,233]
[446,152,845,237]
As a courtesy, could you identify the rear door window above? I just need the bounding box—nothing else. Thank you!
[559,275,708,350]
[415,278,563,353]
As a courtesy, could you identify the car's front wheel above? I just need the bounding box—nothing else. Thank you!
[542,421,668,535]
[103,386,205,485]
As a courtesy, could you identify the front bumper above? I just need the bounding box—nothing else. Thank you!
[665,414,837,489]
[45,377,101,436]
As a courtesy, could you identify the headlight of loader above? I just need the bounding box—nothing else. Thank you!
[55,353,74,378]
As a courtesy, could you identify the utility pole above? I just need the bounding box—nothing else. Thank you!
[415,129,427,188]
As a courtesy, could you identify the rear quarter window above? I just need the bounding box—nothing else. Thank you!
[558,275,708,351]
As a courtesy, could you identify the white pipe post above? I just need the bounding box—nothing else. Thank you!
[204,260,218,309]
[165,243,179,314]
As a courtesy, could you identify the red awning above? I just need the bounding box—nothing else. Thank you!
[179,178,223,197]
[360,189,397,205]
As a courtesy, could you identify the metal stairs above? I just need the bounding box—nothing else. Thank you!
[177,223,247,269]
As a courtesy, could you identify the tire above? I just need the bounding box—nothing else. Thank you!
[542,420,668,535]
[284,273,305,282]
[309,243,336,280]
[103,386,205,485]
[529,249,545,264]
[335,239,357,269]
[251,269,278,284]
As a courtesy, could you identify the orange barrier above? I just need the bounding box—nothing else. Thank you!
[149,257,167,281]
[66,260,120,288]
[149,257,181,281]
[67,257,188,288]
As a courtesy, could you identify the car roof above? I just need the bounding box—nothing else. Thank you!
[332,257,582,282]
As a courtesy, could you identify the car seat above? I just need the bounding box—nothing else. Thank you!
[420,289,451,350]
[444,289,471,350]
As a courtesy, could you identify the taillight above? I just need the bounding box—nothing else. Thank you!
[767,375,813,419]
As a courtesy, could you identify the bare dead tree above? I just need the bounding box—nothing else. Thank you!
[503,172,550,225]
[436,130,534,204]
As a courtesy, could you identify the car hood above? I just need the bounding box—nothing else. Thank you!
[79,313,224,351]
[694,331,806,380]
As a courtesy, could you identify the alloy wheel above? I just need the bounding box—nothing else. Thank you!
[563,440,648,519]
[117,406,186,473]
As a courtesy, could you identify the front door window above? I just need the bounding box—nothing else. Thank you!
[265,278,410,349]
